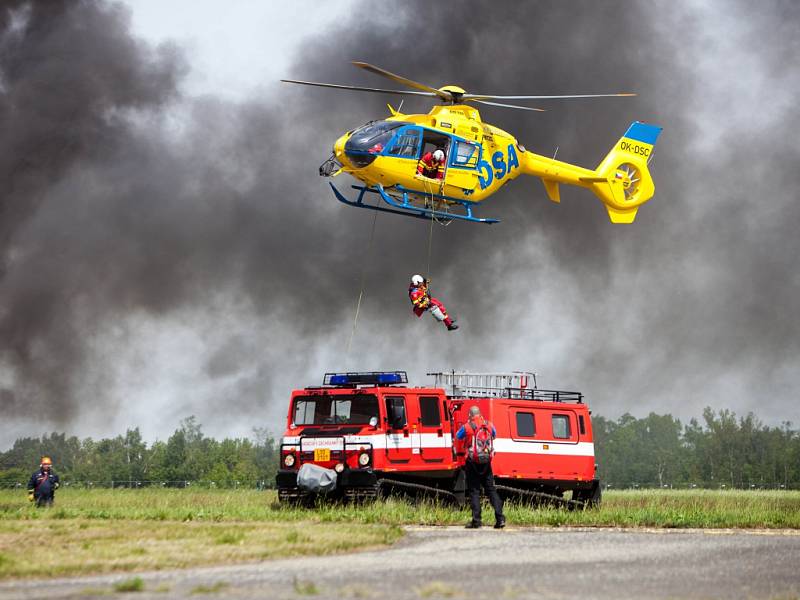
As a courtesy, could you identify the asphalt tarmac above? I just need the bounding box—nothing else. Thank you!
[1,527,799,599]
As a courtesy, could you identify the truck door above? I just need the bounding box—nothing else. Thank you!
[384,395,411,463]
[416,395,450,465]
[549,409,581,481]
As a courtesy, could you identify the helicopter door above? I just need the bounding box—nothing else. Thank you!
[443,140,481,196]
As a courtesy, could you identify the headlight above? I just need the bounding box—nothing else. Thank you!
[284,453,295,467]
[334,463,345,473]
[358,452,370,466]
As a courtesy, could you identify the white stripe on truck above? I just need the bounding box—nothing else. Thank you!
[282,434,592,457]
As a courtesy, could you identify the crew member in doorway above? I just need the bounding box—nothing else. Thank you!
[416,148,446,180]
[409,274,458,331]
[456,406,505,529]
[28,457,60,507]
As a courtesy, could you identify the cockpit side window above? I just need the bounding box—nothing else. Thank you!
[387,127,422,158]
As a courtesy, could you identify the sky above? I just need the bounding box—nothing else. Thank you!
[1,0,798,446]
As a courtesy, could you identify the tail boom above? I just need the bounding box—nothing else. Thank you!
[521,121,662,223]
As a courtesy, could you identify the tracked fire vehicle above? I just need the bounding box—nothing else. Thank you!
[276,371,601,507]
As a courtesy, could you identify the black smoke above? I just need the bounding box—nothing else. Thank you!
[1,0,798,444]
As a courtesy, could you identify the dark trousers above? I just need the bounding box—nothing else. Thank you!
[465,460,504,524]
[35,496,53,508]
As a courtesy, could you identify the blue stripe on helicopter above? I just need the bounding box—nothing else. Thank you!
[623,122,662,145]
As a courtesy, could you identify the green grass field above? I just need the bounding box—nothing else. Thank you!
[0,488,798,579]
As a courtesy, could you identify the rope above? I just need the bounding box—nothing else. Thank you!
[425,203,435,276]
[346,204,379,354]
[421,176,445,277]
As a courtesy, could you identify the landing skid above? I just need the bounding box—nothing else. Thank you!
[329,182,499,224]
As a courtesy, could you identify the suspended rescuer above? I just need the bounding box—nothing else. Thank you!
[408,274,458,331]
[456,406,505,528]
[28,456,60,507]
[416,148,446,180]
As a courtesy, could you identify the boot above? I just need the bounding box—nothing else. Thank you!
[444,318,459,331]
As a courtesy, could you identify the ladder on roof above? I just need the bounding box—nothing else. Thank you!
[427,371,583,403]
[427,371,537,398]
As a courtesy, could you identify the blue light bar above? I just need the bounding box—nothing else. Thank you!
[324,371,408,386]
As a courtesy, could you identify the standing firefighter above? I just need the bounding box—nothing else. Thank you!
[456,406,505,529]
[408,274,458,331]
[28,457,60,507]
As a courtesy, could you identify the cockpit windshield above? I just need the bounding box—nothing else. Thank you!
[345,121,404,167]
[292,394,380,426]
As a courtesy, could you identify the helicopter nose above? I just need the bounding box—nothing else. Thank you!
[333,134,349,167]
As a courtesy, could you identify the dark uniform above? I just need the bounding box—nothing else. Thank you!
[457,414,505,529]
[28,467,60,507]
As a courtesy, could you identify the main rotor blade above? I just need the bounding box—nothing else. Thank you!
[465,92,637,101]
[352,61,451,101]
[281,79,438,97]
[473,100,546,112]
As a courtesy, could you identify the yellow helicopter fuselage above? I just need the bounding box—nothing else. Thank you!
[330,104,661,223]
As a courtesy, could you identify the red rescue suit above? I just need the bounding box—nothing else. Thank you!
[409,282,457,330]
[416,151,445,180]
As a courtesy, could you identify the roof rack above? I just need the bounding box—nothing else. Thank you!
[427,371,582,403]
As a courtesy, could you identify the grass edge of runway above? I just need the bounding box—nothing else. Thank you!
[1,488,799,579]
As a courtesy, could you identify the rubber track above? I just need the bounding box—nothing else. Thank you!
[494,484,585,509]
[377,478,458,500]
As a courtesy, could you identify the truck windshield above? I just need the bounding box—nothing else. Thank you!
[293,394,379,425]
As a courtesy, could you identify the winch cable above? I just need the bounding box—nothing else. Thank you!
[425,203,435,277]
[421,176,446,278]
[345,202,379,355]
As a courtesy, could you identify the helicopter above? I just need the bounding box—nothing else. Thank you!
[283,62,662,225]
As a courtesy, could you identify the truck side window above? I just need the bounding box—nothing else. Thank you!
[385,396,407,429]
[419,396,441,427]
[552,414,571,439]
[579,415,586,435]
[516,412,535,437]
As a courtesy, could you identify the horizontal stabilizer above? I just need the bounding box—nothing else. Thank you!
[542,179,560,203]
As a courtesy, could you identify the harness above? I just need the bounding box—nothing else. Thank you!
[409,284,431,309]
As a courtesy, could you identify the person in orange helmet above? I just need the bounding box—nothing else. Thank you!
[28,456,60,507]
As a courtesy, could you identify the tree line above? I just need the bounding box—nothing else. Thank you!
[1,409,798,489]
[593,408,799,488]
[0,417,279,488]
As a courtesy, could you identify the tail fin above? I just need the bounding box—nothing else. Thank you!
[581,121,663,223]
